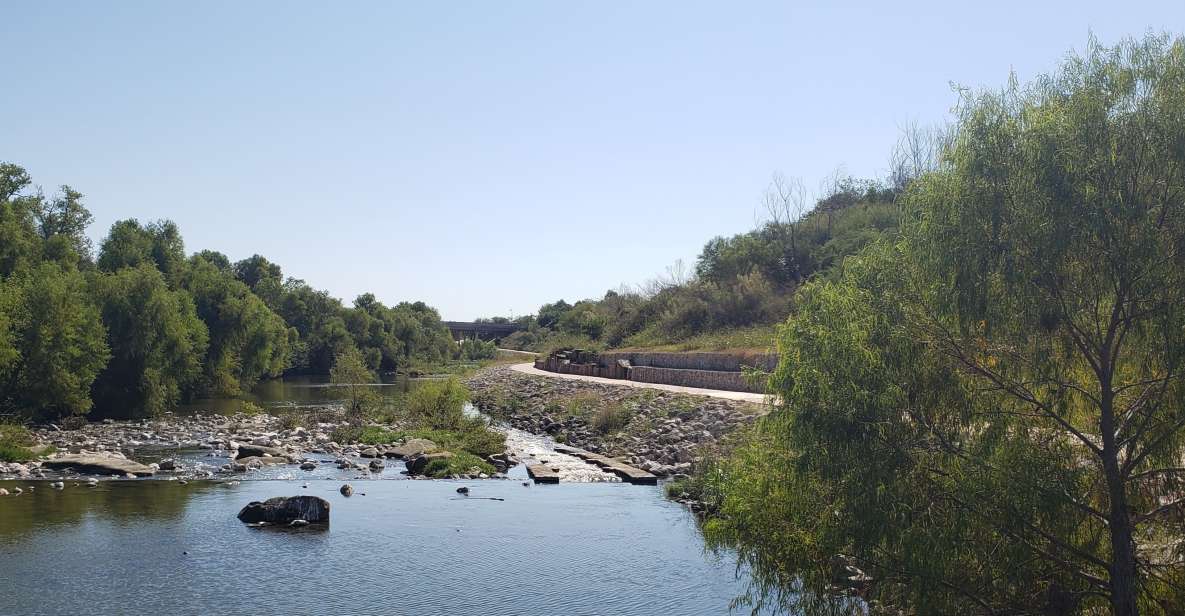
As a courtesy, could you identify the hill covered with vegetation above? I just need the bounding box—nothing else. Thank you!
[494,175,907,354]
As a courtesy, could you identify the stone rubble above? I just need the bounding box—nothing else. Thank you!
[466,366,765,477]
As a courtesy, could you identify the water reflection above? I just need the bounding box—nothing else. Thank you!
[0,480,749,616]
[0,480,216,540]
[175,374,416,415]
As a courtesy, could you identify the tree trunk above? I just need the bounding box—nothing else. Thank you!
[1104,454,1139,615]
[1101,387,1140,616]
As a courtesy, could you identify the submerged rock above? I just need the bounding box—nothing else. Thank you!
[42,454,155,477]
[237,496,330,525]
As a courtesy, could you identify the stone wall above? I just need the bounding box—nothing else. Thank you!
[628,366,759,392]
[596,351,777,372]
[534,350,775,393]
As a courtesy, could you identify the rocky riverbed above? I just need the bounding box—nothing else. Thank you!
[466,366,766,477]
[0,410,516,482]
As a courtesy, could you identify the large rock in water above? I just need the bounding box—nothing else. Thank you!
[235,444,287,460]
[42,454,155,477]
[405,451,453,475]
[237,496,330,525]
[384,438,437,459]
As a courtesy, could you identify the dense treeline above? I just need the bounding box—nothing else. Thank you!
[0,167,454,420]
[684,34,1185,614]
[496,177,905,353]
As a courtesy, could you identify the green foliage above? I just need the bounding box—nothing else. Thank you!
[405,378,471,430]
[455,338,496,361]
[421,451,495,478]
[0,264,109,420]
[182,256,291,396]
[90,264,208,418]
[97,219,187,282]
[590,402,631,435]
[0,162,461,421]
[330,346,377,421]
[697,33,1185,615]
[0,424,39,462]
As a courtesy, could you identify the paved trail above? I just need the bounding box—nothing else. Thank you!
[509,362,767,403]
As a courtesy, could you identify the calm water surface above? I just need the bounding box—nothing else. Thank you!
[175,373,417,415]
[0,479,750,615]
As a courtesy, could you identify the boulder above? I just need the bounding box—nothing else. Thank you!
[340,484,354,497]
[158,459,177,471]
[359,448,380,458]
[234,444,286,459]
[299,462,317,471]
[237,496,330,525]
[368,459,385,471]
[383,438,437,459]
[42,454,155,477]
[235,456,290,466]
[405,451,453,475]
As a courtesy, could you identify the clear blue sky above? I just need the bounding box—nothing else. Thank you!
[3,2,1181,320]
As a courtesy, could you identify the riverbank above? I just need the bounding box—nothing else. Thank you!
[465,365,765,477]
[0,405,514,482]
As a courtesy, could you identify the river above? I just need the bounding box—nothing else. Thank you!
[0,376,757,615]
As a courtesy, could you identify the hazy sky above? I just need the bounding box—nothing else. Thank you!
[4,2,1182,319]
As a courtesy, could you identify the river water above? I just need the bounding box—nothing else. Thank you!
[0,479,748,615]
[0,376,757,615]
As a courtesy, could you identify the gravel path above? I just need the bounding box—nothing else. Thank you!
[509,362,767,403]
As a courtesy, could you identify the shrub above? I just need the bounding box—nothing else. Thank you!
[406,378,469,431]
[591,403,632,434]
[563,392,601,417]
[0,424,38,462]
[422,451,496,478]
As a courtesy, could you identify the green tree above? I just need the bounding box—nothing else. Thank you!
[0,264,108,420]
[96,219,187,282]
[90,264,208,418]
[182,256,291,396]
[0,163,42,277]
[33,185,94,262]
[330,346,377,422]
[700,33,1185,615]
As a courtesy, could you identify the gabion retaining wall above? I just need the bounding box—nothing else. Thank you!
[534,351,774,393]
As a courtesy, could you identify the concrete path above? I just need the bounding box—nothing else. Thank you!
[509,362,768,404]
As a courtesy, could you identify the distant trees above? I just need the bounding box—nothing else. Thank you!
[90,264,208,418]
[182,255,292,396]
[0,264,108,419]
[495,171,902,353]
[0,163,457,421]
[696,33,1185,614]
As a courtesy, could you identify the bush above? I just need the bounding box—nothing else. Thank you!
[422,451,496,478]
[0,424,39,462]
[455,338,496,361]
[406,378,469,431]
[591,403,632,435]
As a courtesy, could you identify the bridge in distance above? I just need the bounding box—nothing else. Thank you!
[443,321,522,342]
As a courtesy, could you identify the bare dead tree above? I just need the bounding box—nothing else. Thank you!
[888,119,954,192]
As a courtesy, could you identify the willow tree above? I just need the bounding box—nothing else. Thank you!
[905,34,1185,614]
[701,33,1185,615]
